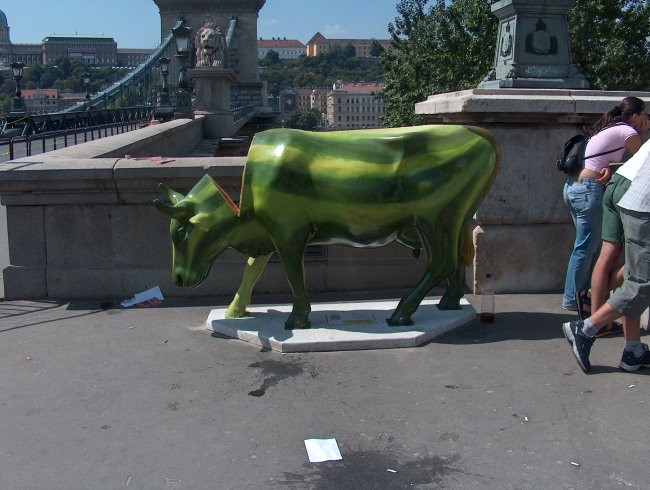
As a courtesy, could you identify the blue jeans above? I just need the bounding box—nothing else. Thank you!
[562,178,604,308]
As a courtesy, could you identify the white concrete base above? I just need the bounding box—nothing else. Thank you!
[206,298,475,352]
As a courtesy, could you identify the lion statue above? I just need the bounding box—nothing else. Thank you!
[195,22,227,68]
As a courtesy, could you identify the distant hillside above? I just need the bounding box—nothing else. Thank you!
[260,43,384,93]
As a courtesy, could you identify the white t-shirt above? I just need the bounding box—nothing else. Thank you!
[617,138,650,181]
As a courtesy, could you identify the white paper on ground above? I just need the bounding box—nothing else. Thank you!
[120,286,164,308]
[304,438,342,463]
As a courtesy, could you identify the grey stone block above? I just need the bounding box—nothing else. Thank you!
[473,223,573,293]
[6,207,45,265]
[3,266,46,299]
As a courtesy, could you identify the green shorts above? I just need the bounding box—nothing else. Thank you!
[601,173,632,243]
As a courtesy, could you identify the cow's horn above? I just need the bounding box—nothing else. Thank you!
[160,183,185,205]
[153,199,190,220]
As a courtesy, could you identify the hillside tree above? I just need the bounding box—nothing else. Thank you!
[569,0,650,90]
[379,0,650,127]
[379,0,497,127]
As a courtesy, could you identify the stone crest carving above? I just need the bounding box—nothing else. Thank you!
[499,21,513,59]
[195,21,227,68]
[525,19,558,55]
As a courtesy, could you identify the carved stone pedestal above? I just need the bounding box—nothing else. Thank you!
[479,0,588,90]
[188,67,237,138]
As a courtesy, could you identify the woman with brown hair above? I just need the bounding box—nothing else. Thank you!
[562,97,648,313]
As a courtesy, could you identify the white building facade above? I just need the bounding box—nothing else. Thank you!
[326,81,386,129]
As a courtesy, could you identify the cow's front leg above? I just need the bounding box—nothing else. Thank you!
[283,256,311,329]
[225,253,273,318]
[274,238,311,330]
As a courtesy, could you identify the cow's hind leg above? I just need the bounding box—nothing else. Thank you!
[438,264,464,310]
[225,253,273,318]
[439,224,473,310]
[388,219,456,326]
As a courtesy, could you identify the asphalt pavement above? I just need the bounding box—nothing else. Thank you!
[1,292,648,489]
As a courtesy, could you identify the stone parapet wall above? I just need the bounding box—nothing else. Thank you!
[6,88,650,301]
[31,117,205,161]
[0,123,429,300]
[416,88,650,294]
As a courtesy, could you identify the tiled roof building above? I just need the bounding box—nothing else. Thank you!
[305,32,390,58]
[258,38,306,60]
[0,8,150,68]
[327,81,386,129]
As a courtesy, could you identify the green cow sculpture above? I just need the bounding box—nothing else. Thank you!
[154,125,500,329]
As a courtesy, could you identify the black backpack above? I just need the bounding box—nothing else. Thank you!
[556,135,588,174]
[556,124,627,174]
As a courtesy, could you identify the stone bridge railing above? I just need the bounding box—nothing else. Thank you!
[5,89,649,302]
[0,118,429,301]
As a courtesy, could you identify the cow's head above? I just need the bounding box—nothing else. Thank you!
[154,174,239,287]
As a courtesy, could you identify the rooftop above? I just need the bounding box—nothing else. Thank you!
[42,34,116,40]
[258,38,305,48]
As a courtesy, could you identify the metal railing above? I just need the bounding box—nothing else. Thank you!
[232,105,257,126]
[1,106,155,139]
[1,119,149,162]
[0,16,265,156]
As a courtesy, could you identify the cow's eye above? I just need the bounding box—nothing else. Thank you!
[172,226,186,245]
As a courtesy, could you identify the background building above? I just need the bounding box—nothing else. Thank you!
[258,38,305,60]
[116,48,155,68]
[306,32,390,57]
[42,35,117,66]
[0,8,150,68]
[1,10,40,68]
[21,89,61,114]
[326,81,385,129]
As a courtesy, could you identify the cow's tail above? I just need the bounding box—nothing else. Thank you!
[459,223,474,267]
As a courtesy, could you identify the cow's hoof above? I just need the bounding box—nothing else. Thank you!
[386,315,414,327]
[285,311,311,330]
[285,321,311,330]
[224,305,250,318]
[437,298,461,310]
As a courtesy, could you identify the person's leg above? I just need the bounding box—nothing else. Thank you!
[623,316,641,342]
[562,180,578,309]
[590,241,623,312]
[567,209,650,373]
[611,264,625,290]
[562,179,603,309]
[619,316,650,371]
[591,174,627,312]
[608,210,650,319]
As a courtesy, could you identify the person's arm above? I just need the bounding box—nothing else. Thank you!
[599,133,643,185]
[625,133,643,156]
[597,166,612,185]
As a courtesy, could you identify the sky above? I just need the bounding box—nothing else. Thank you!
[2,0,398,48]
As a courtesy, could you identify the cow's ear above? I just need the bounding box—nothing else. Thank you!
[189,212,216,232]
[154,199,191,220]
[160,183,185,205]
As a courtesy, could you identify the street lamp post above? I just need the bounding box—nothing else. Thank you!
[10,61,26,114]
[137,81,143,106]
[172,23,192,117]
[154,56,173,121]
[83,72,91,110]
[159,56,170,106]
